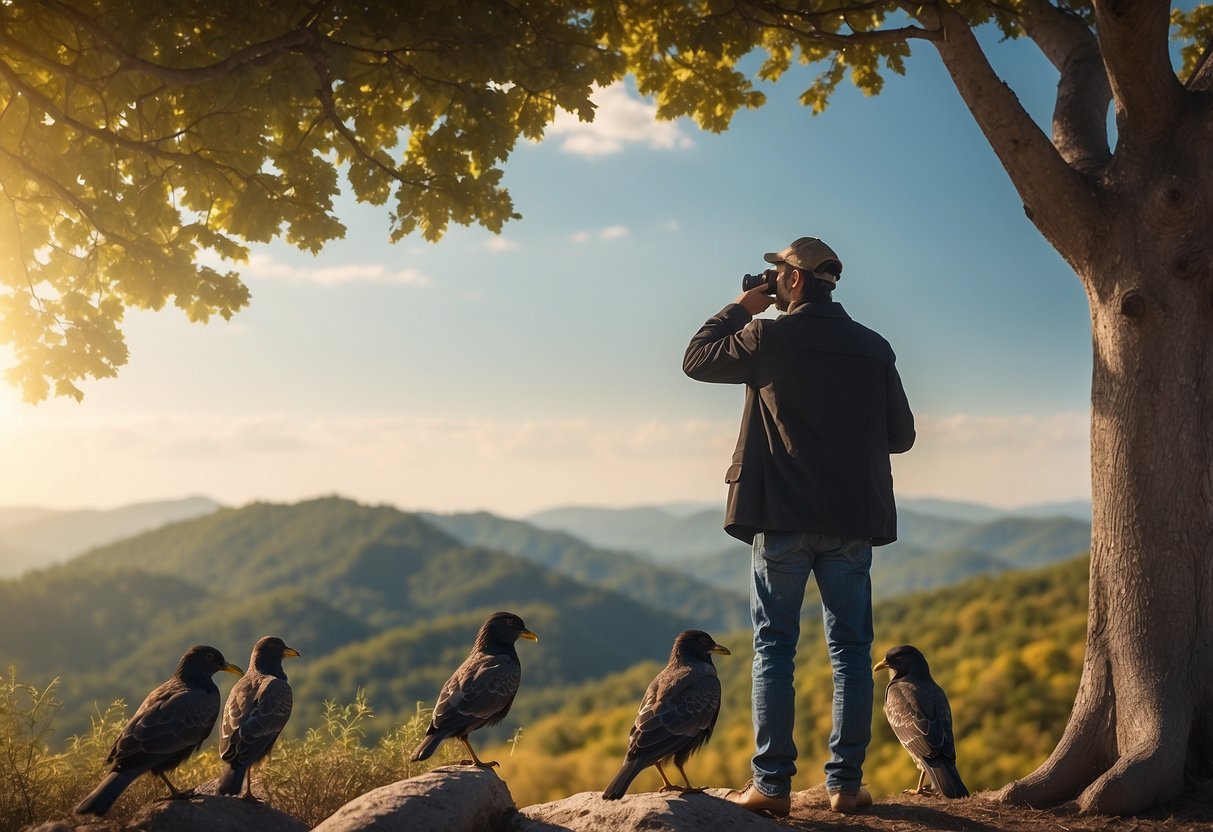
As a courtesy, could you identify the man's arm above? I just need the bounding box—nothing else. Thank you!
[886,360,915,453]
[682,286,775,384]
[682,304,763,384]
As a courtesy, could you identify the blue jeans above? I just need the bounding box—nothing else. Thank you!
[749,531,874,797]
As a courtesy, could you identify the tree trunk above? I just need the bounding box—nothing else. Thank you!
[998,144,1213,813]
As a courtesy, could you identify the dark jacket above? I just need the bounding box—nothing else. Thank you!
[684,301,915,545]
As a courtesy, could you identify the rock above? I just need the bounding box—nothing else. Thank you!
[311,766,516,832]
[22,795,306,832]
[125,794,308,832]
[517,790,788,831]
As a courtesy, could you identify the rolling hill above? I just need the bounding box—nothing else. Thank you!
[0,497,725,740]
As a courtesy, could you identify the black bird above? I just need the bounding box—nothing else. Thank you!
[409,611,538,768]
[874,644,969,798]
[218,636,299,799]
[602,630,730,800]
[75,645,244,816]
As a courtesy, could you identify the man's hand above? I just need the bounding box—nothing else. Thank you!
[735,285,776,316]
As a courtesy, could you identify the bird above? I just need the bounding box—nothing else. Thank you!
[874,644,969,798]
[602,630,730,800]
[75,645,244,816]
[217,636,299,799]
[409,611,538,768]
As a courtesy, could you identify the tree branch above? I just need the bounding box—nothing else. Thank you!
[741,0,941,44]
[921,3,1099,267]
[0,60,189,165]
[306,45,435,194]
[1019,0,1111,175]
[1090,0,1183,138]
[37,0,314,86]
[1186,37,1213,92]
[0,145,158,258]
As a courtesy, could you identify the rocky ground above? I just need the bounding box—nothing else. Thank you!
[771,786,1213,832]
[521,784,1213,832]
[26,771,1213,832]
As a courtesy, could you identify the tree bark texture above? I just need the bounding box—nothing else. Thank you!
[915,0,1213,814]
[995,96,1213,814]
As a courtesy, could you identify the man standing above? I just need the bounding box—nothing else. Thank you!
[683,236,915,815]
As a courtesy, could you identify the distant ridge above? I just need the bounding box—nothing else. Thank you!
[0,495,223,577]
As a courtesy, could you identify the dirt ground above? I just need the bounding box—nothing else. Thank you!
[776,785,1213,832]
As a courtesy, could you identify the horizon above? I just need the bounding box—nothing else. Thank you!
[0,490,1092,520]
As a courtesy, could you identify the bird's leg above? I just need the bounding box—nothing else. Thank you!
[655,761,684,793]
[157,772,190,800]
[459,737,499,769]
[675,760,705,794]
[904,769,931,795]
[241,762,259,801]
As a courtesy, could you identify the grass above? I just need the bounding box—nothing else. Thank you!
[0,667,458,832]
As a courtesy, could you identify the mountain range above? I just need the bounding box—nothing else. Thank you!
[0,493,1091,750]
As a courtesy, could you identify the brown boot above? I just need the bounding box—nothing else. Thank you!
[723,781,791,817]
[828,787,873,813]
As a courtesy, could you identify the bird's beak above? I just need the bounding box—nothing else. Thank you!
[284,647,300,658]
[710,644,731,656]
[873,659,889,672]
[520,629,539,642]
[224,663,245,677]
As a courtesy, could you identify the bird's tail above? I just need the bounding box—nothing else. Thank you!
[217,764,247,796]
[924,761,969,799]
[602,759,644,800]
[75,770,137,816]
[409,729,445,763]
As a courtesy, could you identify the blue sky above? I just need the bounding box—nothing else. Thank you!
[0,31,1097,516]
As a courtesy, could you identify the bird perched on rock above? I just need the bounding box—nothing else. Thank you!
[410,611,538,768]
[218,636,299,799]
[75,645,243,816]
[874,644,969,798]
[602,630,730,800]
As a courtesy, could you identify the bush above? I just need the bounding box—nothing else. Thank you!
[0,670,457,832]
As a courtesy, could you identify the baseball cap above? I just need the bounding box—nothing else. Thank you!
[763,237,843,283]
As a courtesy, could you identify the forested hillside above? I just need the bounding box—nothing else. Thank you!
[529,503,1091,599]
[0,498,715,739]
[492,554,1091,807]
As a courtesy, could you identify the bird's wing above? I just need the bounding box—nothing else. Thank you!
[109,680,219,768]
[884,678,956,761]
[221,674,293,766]
[627,665,721,762]
[432,654,520,730]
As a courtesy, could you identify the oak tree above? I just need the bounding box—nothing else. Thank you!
[3,0,1212,815]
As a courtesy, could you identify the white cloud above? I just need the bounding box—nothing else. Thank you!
[0,408,1091,516]
[570,225,630,243]
[659,220,681,232]
[239,253,433,287]
[484,237,520,253]
[545,83,694,157]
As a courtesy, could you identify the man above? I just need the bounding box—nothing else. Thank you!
[683,236,915,816]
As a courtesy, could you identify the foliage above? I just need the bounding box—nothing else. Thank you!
[0,0,619,400]
[3,550,1094,827]
[6,1,1210,399]
[492,554,1092,807]
[0,677,454,832]
[422,510,750,632]
[0,667,69,829]
[0,496,703,740]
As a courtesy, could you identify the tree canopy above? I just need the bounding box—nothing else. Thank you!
[1,1,1210,400]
